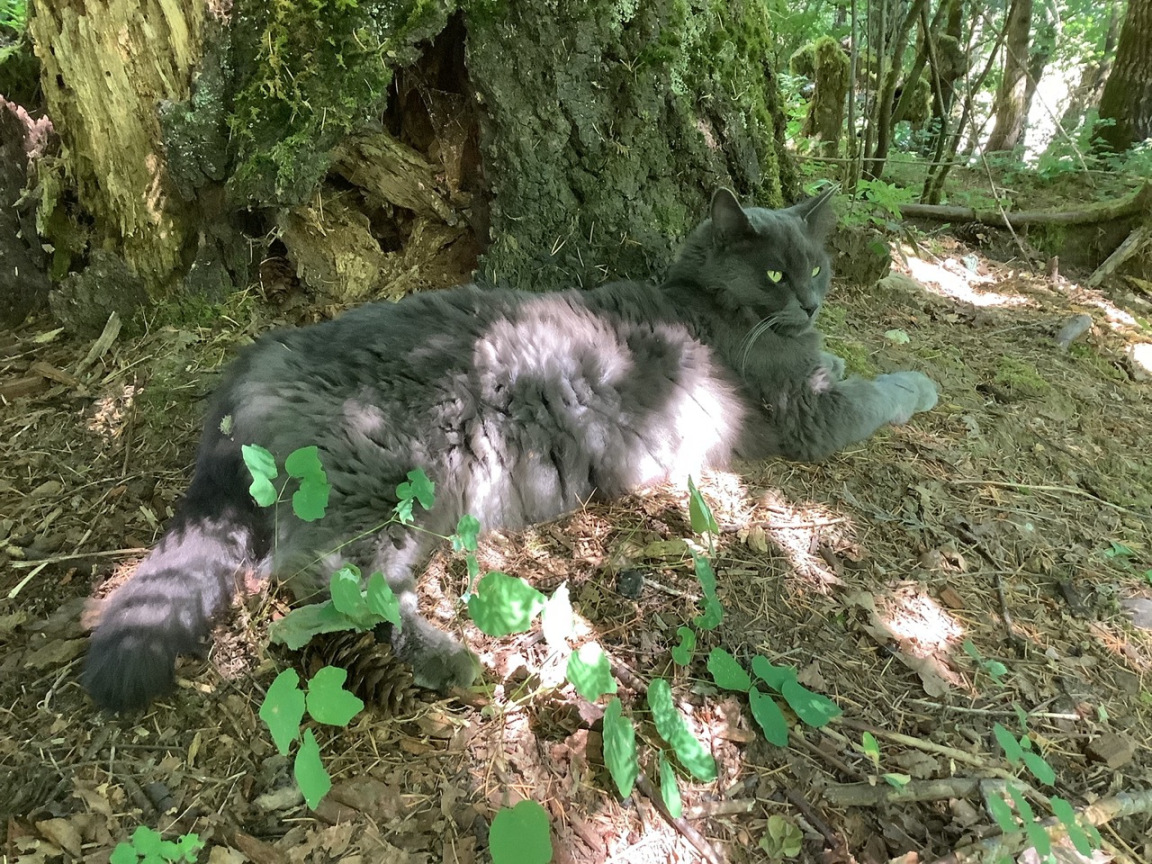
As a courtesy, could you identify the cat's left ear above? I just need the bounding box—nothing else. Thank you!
[710,187,754,247]
[789,184,839,241]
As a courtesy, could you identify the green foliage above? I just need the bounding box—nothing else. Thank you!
[603,697,639,798]
[490,800,553,864]
[841,180,917,230]
[657,751,683,818]
[707,647,752,692]
[687,477,719,538]
[468,572,547,637]
[963,640,1008,685]
[670,626,696,665]
[259,665,364,809]
[749,687,789,746]
[647,679,717,782]
[395,468,436,524]
[759,814,803,859]
[270,566,402,648]
[110,827,203,864]
[566,643,617,701]
[692,554,723,630]
[242,444,330,521]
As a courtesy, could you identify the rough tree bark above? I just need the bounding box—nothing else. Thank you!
[1097,0,1152,153]
[26,0,794,317]
[984,0,1032,152]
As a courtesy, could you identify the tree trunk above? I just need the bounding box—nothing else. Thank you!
[1059,2,1120,132]
[26,0,792,315]
[1097,0,1152,153]
[984,0,1032,152]
[28,0,206,290]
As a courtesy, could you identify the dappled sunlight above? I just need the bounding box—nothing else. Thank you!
[877,590,965,655]
[1074,289,1141,332]
[87,384,138,443]
[905,254,1031,308]
[755,488,854,590]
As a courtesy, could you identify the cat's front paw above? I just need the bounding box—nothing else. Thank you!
[392,618,482,692]
[879,371,939,423]
[820,351,846,380]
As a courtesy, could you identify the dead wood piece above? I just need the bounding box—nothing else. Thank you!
[823,777,980,807]
[1088,223,1151,287]
[0,376,48,400]
[332,132,456,224]
[1085,732,1136,769]
[73,312,122,377]
[900,182,1150,228]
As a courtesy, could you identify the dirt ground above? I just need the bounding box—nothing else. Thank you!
[1,231,1151,864]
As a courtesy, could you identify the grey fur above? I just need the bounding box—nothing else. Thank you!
[82,188,937,712]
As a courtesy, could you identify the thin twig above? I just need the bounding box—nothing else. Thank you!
[635,771,722,864]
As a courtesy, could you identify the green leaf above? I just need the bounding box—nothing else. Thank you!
[284,446,324,480]
[692,553,718,597]
[780,679,842,728]
[365,572,402,628]
[707,647,752,692]
[763,815,803,857]
[294,729,332,809]
[541,583,575,649]
[467,572,547,637]
[603,697,639,798]
[306,666,365,726]
[670,626,696,666]
[242,444,278,507]
[292,477,330,522]
[394,498,415,524]
[1050,796,1094,856]
[130,826,163,858]
[993,723,1025,764]
[172,833,204,863]
[110,843,139,864]
[453,514,481,552]
[687,477,719,535]
[749,687,789,747]
[1008,783,1035,822]
[860,731,880,768]
[647,678,716,781]
[987,791,1019,834]
[1024,821,1051,859]
[396,468,436,511]
[658,751,683,818]
[1021,751,1056,786]
[882,772,911,788]
[489,800,553,864]
[694,596,723,631]
[329,564,368,620]
[260,669,305,756]
[268,602,355,650]
[566,643,617,701]
[1103,541,1134,559]
[884,328,911,344]
[751,655,797,692]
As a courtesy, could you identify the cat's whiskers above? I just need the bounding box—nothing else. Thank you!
[738,316,777,374]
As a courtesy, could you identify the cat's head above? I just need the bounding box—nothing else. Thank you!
[679,186,837,336]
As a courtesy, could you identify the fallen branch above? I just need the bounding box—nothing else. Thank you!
[899,182,1150,228]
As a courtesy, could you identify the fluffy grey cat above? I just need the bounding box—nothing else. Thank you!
[83,187,937,712]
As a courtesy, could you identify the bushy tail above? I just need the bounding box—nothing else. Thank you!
[83,438,267,712]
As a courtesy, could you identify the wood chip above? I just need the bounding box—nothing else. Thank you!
[1085,732,1136,769]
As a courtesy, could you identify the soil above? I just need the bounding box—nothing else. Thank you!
[2,236,1151,864]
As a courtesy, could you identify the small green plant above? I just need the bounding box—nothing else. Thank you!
[110,827,203,864]
[841,179,917,230]
[990,723,1102,861]
[856,731,910,788]
[962,639,1008,686]
[489,800,554,864]
[759,814,804,859]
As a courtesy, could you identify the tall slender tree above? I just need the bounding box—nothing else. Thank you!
[985,0,1033,152]
[1097,0,1152,152]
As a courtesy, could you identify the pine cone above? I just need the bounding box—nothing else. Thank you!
[302,629,419,717]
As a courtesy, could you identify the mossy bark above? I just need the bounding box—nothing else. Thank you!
[29,0,792,306]
[28,0,206,290]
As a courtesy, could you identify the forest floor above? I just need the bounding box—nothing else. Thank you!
[2,225,1151,864]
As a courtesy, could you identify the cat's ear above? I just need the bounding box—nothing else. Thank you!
[789,184,839,241]
[710,188,754,247]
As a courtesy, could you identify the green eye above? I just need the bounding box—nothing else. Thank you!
[766,269,783,283]
[811,266,821,277]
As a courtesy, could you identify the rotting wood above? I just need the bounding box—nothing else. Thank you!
[331,131,458,224]
[901,181,1150,227]
[1088,223,1150,286]
[824,776,981,807]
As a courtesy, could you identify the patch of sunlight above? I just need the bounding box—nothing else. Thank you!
[87,384,137,442]
[905,255,1030,307]
[878,591,964,656]
[758,490,853,590]
[1076,291,1139,331]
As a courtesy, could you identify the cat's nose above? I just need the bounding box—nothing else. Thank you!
[802,303,819,318]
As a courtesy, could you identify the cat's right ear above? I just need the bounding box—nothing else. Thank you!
[710,188,753,247]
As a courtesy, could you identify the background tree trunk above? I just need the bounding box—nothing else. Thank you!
[984,0,1032,152]
[28,0,206,291]
[26,0,792,317]
[1097,0,1152,152]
